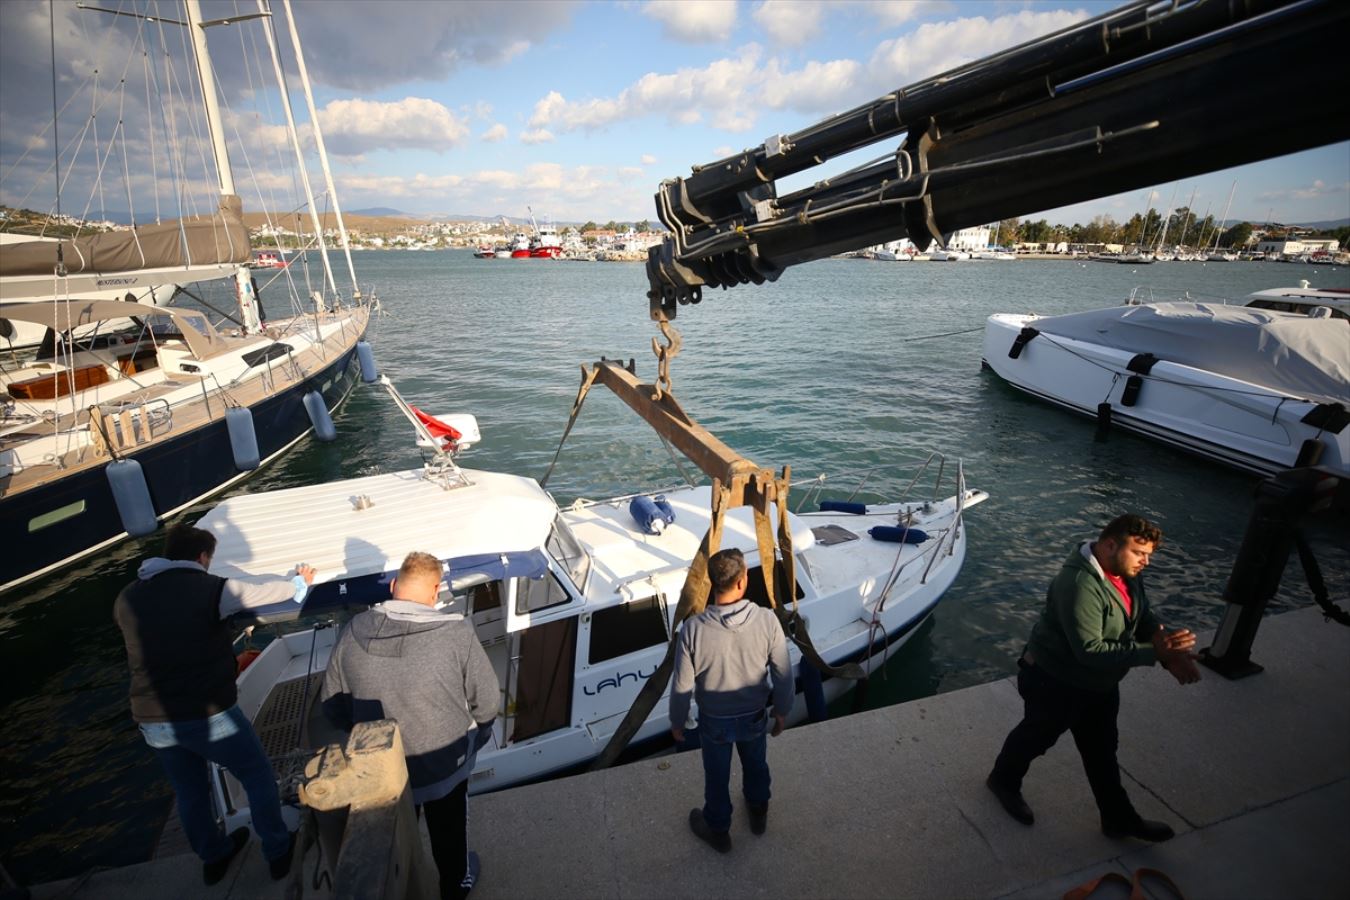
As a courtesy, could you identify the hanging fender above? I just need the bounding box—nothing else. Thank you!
[225,407,260,471]
[1008,326,1040,359]
[106,458,158,537]
[303,391,337,442]
[356,341,378,384]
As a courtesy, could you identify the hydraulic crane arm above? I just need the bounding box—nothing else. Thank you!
[645,0,1350,319]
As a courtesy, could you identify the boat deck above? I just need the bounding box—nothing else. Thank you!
[2,306,368,494]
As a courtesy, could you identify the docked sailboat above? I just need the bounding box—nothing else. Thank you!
[982,286,1349,476]
[0,0,376,593]
[197,374,986,815]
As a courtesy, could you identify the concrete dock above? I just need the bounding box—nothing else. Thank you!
[31,605,1350,899]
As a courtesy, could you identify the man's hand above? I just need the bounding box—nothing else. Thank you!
[295,564,317,585]
[1164,656,1202,685]
[1153,625,1196,654]
[770,713,785,737]
[670,726,684,743]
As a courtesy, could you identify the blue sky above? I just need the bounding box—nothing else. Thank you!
[2,0,1347,227]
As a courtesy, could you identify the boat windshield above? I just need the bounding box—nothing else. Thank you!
[547,516,591,591]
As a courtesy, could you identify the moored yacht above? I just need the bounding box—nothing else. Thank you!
[982,287,1349,476]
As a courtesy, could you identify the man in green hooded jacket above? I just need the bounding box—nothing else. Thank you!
[986,514,1200,842]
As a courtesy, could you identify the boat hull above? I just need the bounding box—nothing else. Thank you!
[981,313,1348,476]
[0,338,364,593]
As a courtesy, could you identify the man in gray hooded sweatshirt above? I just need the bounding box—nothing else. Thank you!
[670,547,793,852]
[322,552,499,900]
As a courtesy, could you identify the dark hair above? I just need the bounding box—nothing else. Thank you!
[707,548,747,592]
[1099,514,1162,547]
[163,523,218,561]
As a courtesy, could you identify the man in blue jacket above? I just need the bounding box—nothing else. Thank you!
[670,547,794,852]
[987,514,1200,842]
[322,552,499,900]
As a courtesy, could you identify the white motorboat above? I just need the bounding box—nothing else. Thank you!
[931,249,971,261]
[199,398,986,820]
[982,288,1350,476]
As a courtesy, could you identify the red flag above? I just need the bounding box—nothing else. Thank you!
[410,405,462,441]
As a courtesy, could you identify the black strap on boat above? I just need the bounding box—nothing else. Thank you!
[1126,352,1159,374]
[1301,402,1350,434]
[1008,326,1039,359]
[1292,528,1350,627]
[1121,374,1144,407]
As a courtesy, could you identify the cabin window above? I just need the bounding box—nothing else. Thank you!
[547,517,591,591]
[743,561,806,610]
[516,571,572,616]
[588,595,668,665]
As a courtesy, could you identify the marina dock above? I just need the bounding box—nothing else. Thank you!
[29,605,1349,899]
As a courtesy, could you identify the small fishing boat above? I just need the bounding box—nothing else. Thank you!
[982,287,1349,476]
[198,384,986,820]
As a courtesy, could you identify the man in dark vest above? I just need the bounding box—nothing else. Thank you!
[114,522,315,885]
[986,513,1201,842]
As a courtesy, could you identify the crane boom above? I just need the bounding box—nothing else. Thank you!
[644,0,1350,319]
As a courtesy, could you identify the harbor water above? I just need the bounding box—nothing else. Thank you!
[2,252,1347,885]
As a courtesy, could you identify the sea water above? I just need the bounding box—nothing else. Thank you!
[2,251,1346,883]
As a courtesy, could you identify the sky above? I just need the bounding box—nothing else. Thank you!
[1,0,1347,228]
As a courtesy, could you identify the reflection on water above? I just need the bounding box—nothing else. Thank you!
[2,252,1346,883]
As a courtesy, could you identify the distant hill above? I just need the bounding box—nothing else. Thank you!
[348,207,413,218]
[1293,218,1349,231]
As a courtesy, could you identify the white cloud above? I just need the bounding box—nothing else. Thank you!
[640,154,657,165]
[760,57,860,111]
[712,145,736,157]
[862,0,954,28]
[753,1,825,47]
[317,97,471,155]
[1259,179,1350,202]
[869,10,1090,86]
[481,123,508,142]
[643,0,738,43]
[619,166,645,177]
[520,128,556,144]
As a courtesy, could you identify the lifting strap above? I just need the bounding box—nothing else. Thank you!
[540,363,602,487]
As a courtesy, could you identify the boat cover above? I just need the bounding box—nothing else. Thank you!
[0,195,249,278]
[1034,303,1350,404]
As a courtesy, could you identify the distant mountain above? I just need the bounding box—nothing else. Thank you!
[348,207,413,218]
[1292,218,1349,231]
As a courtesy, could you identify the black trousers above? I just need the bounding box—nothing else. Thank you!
[421,781,469,900]
[991,661,1136,824]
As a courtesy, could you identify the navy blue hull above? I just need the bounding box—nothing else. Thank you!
[1,341,362,592]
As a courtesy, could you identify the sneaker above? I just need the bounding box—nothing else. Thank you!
[202,828,250,886]
[688,808,731,853]
[748,803,768,836]
[986,773,1035,826]
[1102,817,1175,842]
[268,830,298,880]
[461,850,481,895]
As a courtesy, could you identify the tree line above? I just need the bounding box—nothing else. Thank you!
[998,210,1349,249]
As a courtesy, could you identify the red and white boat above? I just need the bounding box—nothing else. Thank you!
[530,224,564,259]
[248,250,289,269]
[508,231,532,258]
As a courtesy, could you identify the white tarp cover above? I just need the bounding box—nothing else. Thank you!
[1035,303,1350,405]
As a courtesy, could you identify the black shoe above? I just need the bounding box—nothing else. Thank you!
[1102,817,1175,842]
[688,809,731,853]
[748,803,768,836]
[986,773,1035,826]
[268,830,298,880]
[202,828,250,886]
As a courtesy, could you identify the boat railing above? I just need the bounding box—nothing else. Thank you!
[793,452,955,513]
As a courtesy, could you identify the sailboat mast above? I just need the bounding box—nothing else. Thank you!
[280,0,361,301]
[256,0,340,306]
[1214,180,1237,250]
[183,0,235,197]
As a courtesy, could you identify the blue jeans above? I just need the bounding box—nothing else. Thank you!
[698,710,771,832]
[139,705,291,863]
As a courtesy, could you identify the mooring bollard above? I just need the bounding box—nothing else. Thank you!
[299,720,438,900]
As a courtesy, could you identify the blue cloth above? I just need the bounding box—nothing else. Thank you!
[139,705,291,862]
[698,710,771,832]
